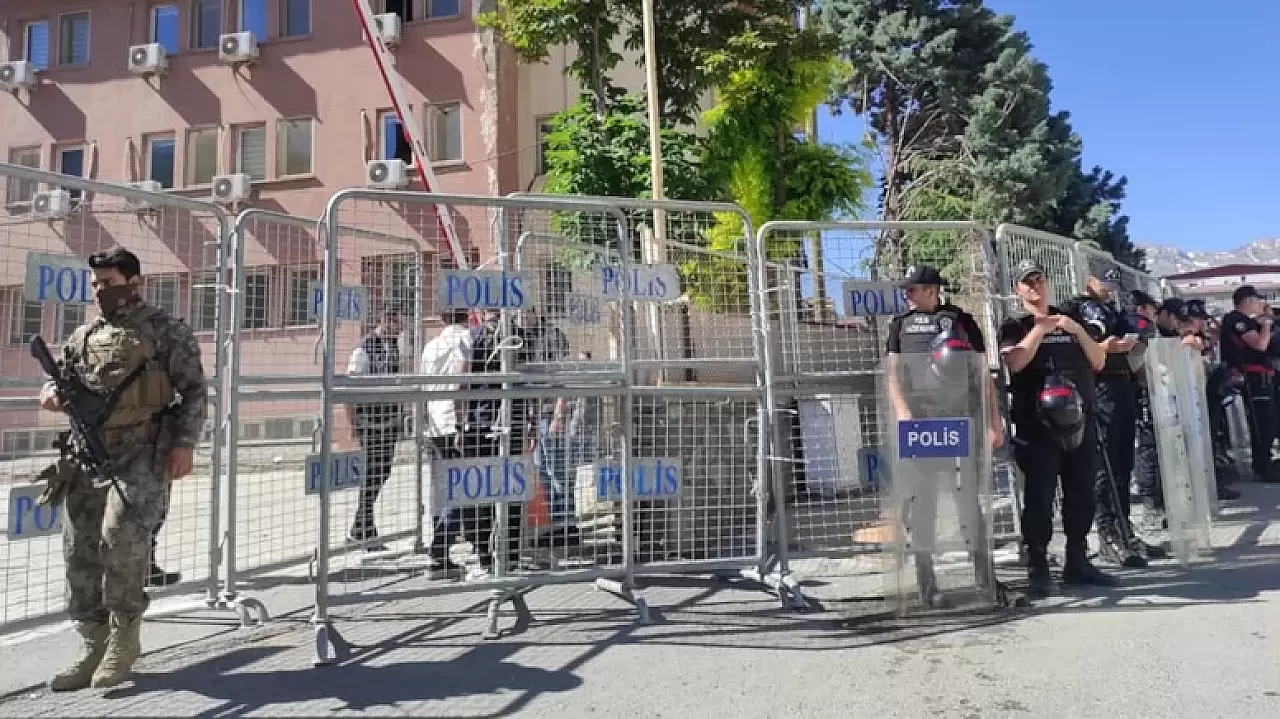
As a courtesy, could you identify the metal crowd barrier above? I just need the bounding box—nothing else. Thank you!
[5,169,1199,649]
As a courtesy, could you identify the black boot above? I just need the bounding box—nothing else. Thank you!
[146,562,181,588]
[1217,484,1242,500]
[1096,523,1146,568]
[915,554,950,609]
[1026,548,1055,597]
[1062,541,1119,587]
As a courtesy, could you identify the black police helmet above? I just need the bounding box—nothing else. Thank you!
[929,322,974,388]
[1038,374,1086,451]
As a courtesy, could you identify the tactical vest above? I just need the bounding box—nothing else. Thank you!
[77,306,174,429]
[893,305,974,414]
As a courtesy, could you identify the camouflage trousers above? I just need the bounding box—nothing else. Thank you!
[62,443,170,625]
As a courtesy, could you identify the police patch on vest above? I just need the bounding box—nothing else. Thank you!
[1236,322,1248,333]
[938,315,953,334]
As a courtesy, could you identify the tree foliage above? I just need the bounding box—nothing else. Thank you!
[820,0,1146,273]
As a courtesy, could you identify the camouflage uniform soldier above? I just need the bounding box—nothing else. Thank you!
[38,247,208,691]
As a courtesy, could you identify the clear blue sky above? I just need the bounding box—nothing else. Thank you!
[817,0,1280,252]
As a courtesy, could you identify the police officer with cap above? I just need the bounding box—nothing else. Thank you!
[1062,274,1164,568]
[1155,298,1185,338]
[1173,300,1244,500]
[885,264,1004,607]
[998,260,1114,596]
[1221,285,1280,482]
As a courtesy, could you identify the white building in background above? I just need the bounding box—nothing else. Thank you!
[1165,264,1280,315]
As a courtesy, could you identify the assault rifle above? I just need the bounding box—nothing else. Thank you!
[30,336,131,510]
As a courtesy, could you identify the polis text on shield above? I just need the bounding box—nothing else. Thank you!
[897,419,971,459]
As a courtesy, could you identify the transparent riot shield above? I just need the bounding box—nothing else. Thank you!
[1143,338,1214,564]
[880,351,996,613]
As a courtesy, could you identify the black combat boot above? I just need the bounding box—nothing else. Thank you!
[146,562,182,588]
[1096,523,1147,568]
[1026,547,1055,597]
[1062,541,1119,587]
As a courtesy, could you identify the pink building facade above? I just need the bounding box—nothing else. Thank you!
[0,0,526,453]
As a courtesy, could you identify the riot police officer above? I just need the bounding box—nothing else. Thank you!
[1063,275,1164,568]
[1221,285,1280,483]
[884,264,1005,608]
[1175,300,1242,499]
[998,260,1114,596]
[1130,291,1168,524]
[1156,298,1184,338]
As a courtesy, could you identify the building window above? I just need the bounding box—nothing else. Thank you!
[185,127,220,186]
[58,12,92,67]
[192,0,223,50]
[275,118,313,177]
[377,0,413,22]
[151,4,180,54]
[281,0,311,37]
[285,265,320,326]
[56,147,85,203]
[190,272,220,331]
[361,255,422,329]
[430,103,461,163]
[146,275,182,317]
[535,116,555,176]
[238,0,268,41]
[147,136,177,189]
[55,303,85,343]
[427,0,461,19]
[24,21,50,71]
[242,271,271,329]
[8,296,43,347]
[378,111,413,165]
[234,125,267,181]
[5,147,41,207]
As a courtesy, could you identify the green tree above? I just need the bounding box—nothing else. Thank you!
[1046,164,1145,270]
[821,0,1087,280]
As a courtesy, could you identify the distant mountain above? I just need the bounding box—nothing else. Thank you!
[1139,238,1280,277]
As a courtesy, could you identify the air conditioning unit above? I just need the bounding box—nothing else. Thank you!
[372,13,402,47]
[365,159,409,189]
[218,32,259,64]
[124,180,163,210]
[0,61,38,92]
[211,174,252,203]
[127,44,168,76]
[32,190,73,219]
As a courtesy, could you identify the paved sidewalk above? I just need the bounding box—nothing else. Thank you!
[1,483,1278,718]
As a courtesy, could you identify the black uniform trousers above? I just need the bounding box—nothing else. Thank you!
[352,424,402,533]
[1133,379,1163,509]
[1204,365,1234,475]
[1241,370,1277,476]
[1015,418,1098,553]
[1093,374,1138,541]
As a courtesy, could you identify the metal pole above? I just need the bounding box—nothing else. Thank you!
[640,0,665,211]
